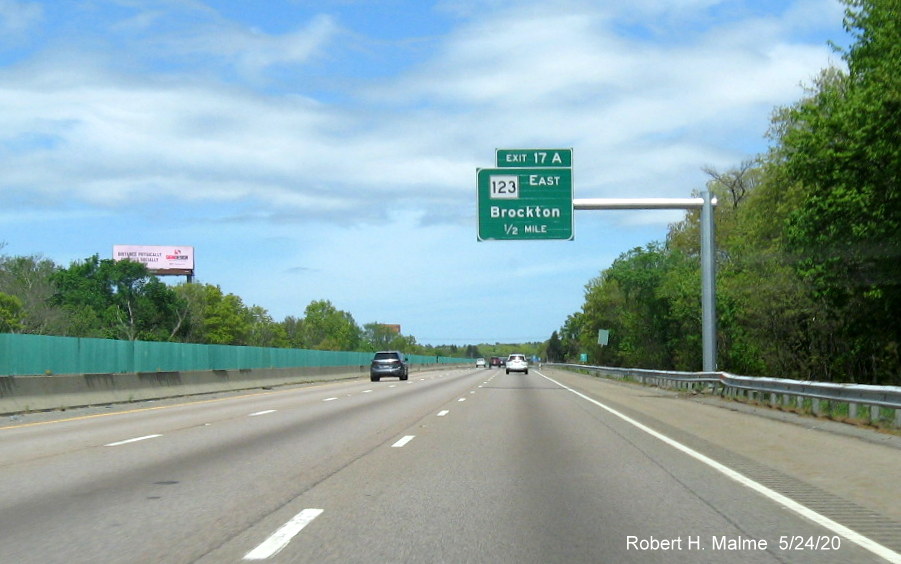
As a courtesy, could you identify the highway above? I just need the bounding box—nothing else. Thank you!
[1,366,899,563]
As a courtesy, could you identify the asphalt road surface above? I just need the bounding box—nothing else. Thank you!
[1,366,899,563]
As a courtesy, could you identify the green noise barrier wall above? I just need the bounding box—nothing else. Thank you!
[0,333,466,377]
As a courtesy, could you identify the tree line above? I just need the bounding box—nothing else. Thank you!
[0,250,476,358]
[545,0,899,385]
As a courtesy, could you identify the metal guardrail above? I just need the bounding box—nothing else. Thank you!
[549,363,901,428]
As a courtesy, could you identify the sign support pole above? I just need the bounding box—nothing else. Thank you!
[573,194,718,371]
[699,191,717,372]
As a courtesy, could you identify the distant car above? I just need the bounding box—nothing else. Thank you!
[489,357,503,368]
[370,351,409,382]
[505,353,528,374]
[475,358,486,368]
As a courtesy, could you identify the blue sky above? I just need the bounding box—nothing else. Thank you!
[0,0,847,345]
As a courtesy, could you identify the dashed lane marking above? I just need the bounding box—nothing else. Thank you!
[391,435,415,448]
[243,508,324,560]
[104,434,162,447]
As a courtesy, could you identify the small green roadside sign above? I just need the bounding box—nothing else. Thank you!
[496,148,572,168]
[477,167,573,241]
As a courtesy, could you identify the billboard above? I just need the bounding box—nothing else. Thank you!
[113,245,194,275]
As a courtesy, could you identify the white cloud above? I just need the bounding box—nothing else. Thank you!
[1,1,842,219]
[184,14,341,78]
[0,0,849,341]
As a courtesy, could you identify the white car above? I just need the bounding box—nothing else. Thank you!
[475,358,486,368]
[505,354,528,374]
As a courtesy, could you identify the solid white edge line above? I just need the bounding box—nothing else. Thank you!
[392,435,415,448]
[535,371,901,564]
[243,508,324,560]
[104,434,162,447]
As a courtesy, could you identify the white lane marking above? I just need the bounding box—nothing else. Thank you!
[322,397,338,402]
[243,508,324,560]
[104,434,162,447]
[536,371,901,564]
[457,398,466,402]
[437,410,449,417]
[392,435,415,448]
[249,410,276,417]
[362,389,373,393]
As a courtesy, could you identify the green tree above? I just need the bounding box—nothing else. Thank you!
[51,255,185,341]
[172,282,209,343]
[302,299,361,351]
[173,282,259,345]
[545,330,564,363]
[558,312,587,363]
[281,315,305,348]
[768,0,901,383]
[0,292,24,333]
[362,322,402,351]
[203,287,251,345]
[246,305,288,348]
[596,244,677,368]
[387,333,419,353]
[0,254,68,335]
[665,163,773,373]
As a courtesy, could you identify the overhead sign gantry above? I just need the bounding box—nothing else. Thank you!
[475,148,718,371]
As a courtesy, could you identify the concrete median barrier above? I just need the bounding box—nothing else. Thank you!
[0,364,387,414]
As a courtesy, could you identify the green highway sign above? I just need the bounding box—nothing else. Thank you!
[496,148,572,168]
[477,167,573,241]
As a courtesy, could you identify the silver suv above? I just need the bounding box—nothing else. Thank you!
[370,351,409,382]
[505,353,528,374]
